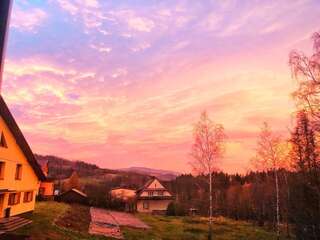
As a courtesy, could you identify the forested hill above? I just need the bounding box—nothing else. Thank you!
[118,167,180,181]
[35,154,120,179]
[34,154,179,181]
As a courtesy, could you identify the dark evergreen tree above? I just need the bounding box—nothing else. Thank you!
[289,110,320,239]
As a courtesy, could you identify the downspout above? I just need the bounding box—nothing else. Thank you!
[0,0,12,92]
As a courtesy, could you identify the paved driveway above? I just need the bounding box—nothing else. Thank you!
[108,210,150,229]
[89,207,149,239]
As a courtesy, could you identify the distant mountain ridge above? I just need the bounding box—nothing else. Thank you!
[118,167,181,181]
[35,154,179,181]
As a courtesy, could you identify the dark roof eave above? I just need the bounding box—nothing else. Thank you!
[0,96,46,181]
[136,176,174,197]
[137,196,175,200]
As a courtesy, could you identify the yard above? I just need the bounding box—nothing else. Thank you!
[11,201,289,240]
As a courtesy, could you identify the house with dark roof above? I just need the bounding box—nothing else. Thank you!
[135,177,174,214]
[0,1,46,217]
[0,96,46,217]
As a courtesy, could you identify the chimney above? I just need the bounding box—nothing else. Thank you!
[0,0,12,92]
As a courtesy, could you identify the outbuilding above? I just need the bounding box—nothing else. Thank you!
[58,188,88,205]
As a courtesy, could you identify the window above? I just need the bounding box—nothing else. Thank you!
[0,162,5,179]
[148,191,154,197]
[0,132,7,148]
[158,191,164,196]
[15,164,22,180]
[8,193,21,205]
[23,191,33,203]
[143,201,149,209]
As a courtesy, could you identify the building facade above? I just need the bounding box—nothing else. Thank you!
[0,96,45,218]
[38,160,54,200]
[136,177,174,214]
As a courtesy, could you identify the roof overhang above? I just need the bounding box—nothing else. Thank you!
[0,189,16,193]
[137,196,174,200]
[0,96,46,181]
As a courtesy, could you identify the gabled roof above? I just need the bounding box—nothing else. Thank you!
[0,95,46,181]
[136,176,157,195]
[136,176,173,198]
[60,188,87,198]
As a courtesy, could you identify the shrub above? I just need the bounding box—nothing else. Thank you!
[166,202,187,216]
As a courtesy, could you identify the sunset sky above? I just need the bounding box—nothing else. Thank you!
[3,0,320,173]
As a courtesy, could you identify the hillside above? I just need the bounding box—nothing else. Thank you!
[118,167,180,181]
[35,154,179,181]
[35,154,117,180]
[35,154,180,206]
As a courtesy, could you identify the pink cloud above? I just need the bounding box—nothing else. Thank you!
[10,6,47,32]
[4,0,319,173]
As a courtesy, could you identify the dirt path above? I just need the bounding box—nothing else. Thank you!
[89,207,150,239]
[108,211,150,229]
[89,208,123,239]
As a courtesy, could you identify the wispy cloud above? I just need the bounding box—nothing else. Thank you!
[55,0,107,31]
[3,0,320,173]
[10,6,47,32]
[127,17,155,32]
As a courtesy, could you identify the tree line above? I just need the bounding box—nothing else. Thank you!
[167,31,320,240]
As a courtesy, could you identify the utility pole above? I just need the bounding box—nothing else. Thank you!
[0,0,12,92]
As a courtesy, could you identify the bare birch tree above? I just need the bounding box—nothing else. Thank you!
[252,122,288,240]
[190,111,226,240]
[290,31,320,123]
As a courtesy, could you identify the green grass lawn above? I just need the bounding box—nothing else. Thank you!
[123,214,290,240]
[13,201,291,240]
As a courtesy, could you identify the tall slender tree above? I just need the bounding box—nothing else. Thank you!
[252,122,287,240]
[190,111,226,240]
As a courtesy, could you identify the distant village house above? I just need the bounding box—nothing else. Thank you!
[38,160,54,200]
[110,177,174,214]
[136,177,174,214]
[57,171,87,204]
[59,188,88,205]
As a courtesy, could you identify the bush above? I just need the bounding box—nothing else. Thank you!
[166,202,176,216]
[107,198,126,211]
[166,202,187,216]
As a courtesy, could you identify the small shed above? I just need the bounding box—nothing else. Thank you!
[58,188,88,204]
[188,208,198,216]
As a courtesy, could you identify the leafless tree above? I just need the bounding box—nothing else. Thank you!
[190,111,226,240]
[290,31,320,124]
[251,122,288,240]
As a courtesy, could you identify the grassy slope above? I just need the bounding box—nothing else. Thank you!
[15,202,106,240]
[14,201,289,240]
[123,214,288,240]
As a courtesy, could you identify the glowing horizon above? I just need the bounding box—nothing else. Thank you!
[3,0,320,173]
